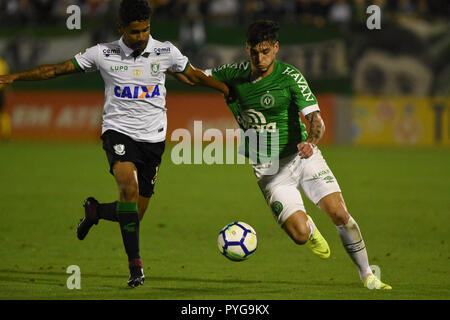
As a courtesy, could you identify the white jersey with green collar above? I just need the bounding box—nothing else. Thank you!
[73,35,189,142]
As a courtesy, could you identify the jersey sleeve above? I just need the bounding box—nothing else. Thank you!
[287,67,320,116]
[169,43,189,73]
[72,45,99,73]
[205,63,237,84]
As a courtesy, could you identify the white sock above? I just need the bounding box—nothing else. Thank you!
[336,216,372,281]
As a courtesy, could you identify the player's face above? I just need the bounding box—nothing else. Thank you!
[120,20,150,53]
[246,41,279,74]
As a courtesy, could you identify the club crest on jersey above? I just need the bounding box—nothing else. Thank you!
[151,62,160,76]
[260,93,275,108]
[271,201,283,216]
[113,144,125,155]
[114,85,160,99]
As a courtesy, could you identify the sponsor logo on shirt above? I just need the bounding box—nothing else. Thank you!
[110,65,128,72]
[154,47,170,55]
[282,66,315,102]
[103,48,121,57]
[237,109,277,132]
[113,85,161,99]
[213,61,250,72]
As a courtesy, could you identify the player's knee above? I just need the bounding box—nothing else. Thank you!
[285,224,310,245]
[283,212,310,245]
[291,232,309,245]
[119,180,139,202]
[331,208,350,226]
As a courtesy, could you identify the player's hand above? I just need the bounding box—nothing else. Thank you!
[0,74,18,85]
[297,142,315,159]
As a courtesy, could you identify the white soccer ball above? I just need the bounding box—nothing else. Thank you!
[218,221,257,261]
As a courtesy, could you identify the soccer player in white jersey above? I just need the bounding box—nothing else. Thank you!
[178,20,392,290]
[0,0,229,288]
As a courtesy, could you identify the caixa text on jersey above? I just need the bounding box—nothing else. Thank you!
[114,85,161,99]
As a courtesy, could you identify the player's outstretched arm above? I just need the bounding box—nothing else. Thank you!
[0,59,80,84]
[298,111,325,159]
[183,64,229,97]
[166,68,195,86]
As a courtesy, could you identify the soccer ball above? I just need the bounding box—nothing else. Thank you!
[218,221,257,261]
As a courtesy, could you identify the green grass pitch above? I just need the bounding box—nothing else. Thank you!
[0,142,449,300]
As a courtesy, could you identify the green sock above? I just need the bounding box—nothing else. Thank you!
[117,202,140,261]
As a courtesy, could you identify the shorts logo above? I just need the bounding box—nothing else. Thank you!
[312,169,330,180]
[113,144,125,155]
[324,176,335,184]
[271,201,283,216]
[260,93,275,108]
[151,166,159,185]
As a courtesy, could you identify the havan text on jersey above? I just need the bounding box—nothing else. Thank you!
[281,66,314,102]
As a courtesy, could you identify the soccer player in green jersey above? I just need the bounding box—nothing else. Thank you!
[198,20,390,289]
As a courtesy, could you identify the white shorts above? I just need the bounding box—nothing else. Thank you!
[252,147,341,226]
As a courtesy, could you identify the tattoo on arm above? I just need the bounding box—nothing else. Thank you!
[16,60,78,81]
[304,111,325,144]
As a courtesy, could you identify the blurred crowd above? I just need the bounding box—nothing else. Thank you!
[1,0,448,26]
[0,0,448,94]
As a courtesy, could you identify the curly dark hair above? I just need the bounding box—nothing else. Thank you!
[119,0,152,26]
[246,20,280,47]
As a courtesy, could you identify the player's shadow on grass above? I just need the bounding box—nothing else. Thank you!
[0,268,123,279]
[0,269,357,292]
[0,269,297,285]
[0,269,67,287]
[150,275,315,287]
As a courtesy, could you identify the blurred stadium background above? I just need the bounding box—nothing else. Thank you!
[0,0,449,300]
[0,0,449,144]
